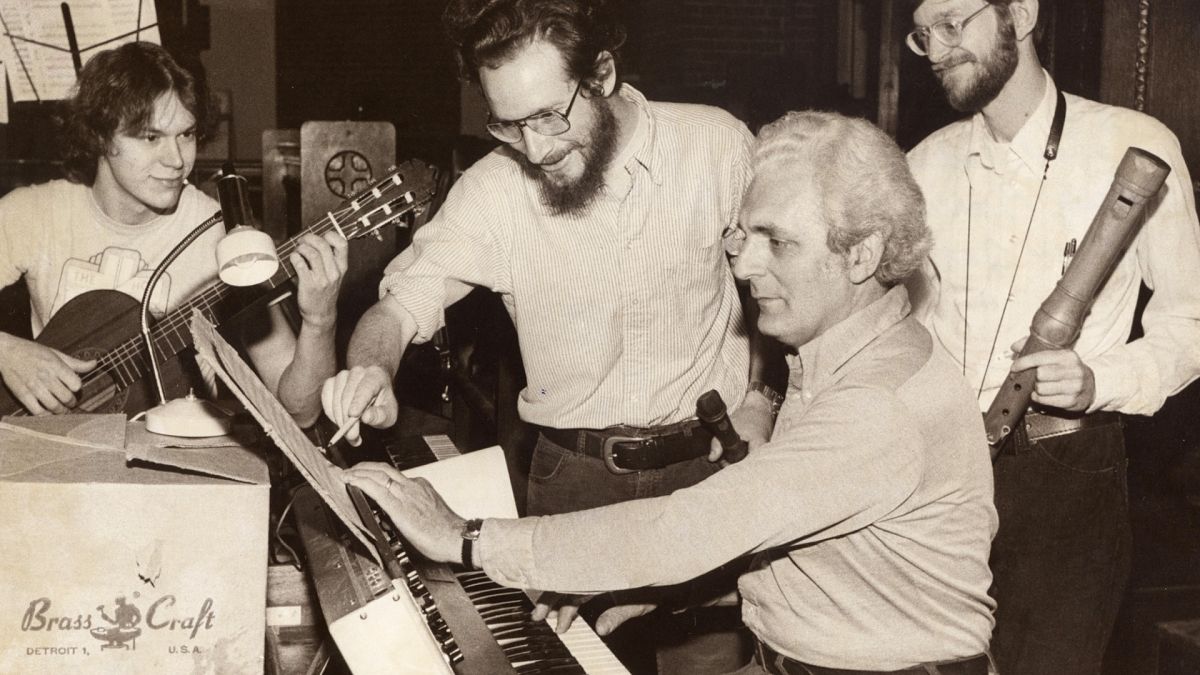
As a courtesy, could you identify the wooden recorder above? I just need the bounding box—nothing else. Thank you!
[983,146,1171,452]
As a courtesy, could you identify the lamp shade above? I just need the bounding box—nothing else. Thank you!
[217,226,279,286]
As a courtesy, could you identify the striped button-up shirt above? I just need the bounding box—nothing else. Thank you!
[381,85,754,428]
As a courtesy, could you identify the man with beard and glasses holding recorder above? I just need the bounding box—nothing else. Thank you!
[905,0,1200,672]
[320,1,776,672]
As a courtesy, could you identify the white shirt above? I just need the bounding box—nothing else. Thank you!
[907,74,1200,415]
[380,85,754,428]
[0,180,222,336]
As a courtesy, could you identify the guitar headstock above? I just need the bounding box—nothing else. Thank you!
[333,159,440,241]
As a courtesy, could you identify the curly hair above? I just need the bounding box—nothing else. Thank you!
[443,0,626,90]
[753,111,931,286]
[59,41,209,185]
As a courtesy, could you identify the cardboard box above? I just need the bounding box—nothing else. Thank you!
[0,415,270,674]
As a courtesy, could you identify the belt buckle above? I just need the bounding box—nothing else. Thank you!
[601,436,644,474]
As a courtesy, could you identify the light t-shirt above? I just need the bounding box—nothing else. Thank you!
[0,180,222,336]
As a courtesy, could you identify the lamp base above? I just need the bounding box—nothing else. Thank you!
[144,393,232,438]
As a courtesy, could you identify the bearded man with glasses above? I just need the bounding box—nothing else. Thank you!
[904,1,1200,673]
[320,1,778,671]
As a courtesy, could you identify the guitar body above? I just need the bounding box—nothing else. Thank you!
[0,290,195,417]
[0,161,438,419]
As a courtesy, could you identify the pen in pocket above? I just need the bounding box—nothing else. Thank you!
[1062,238,1077,275]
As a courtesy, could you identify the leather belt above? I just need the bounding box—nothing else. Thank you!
[1025,409,1121,442]
[537,420,713,474]
[753,638,989,675]
[998,409,1122,456]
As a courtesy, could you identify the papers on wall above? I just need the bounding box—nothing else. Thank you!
[0,0,160,102]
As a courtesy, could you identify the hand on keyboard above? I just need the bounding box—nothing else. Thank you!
[532,591,586,634]
[344,461,465,564]
[595,601,657,636]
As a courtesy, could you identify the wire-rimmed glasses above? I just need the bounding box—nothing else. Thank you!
[905,4,992,56]
[486,80,583,144]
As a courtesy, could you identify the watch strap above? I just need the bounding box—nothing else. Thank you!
[461,518,483,569]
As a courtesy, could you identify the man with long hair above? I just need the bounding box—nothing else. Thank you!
[0,41,344,425]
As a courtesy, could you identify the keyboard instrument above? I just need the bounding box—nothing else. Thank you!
[294,434,630,675]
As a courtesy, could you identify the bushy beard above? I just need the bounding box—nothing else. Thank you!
[520,96,618,215]
[939,10,1018,112]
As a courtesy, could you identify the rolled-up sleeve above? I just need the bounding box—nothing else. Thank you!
[379,172,509,344]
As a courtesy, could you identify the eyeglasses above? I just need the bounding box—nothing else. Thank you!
[721,225,747,256]
[486,81,583,144]
[905,4,992,56]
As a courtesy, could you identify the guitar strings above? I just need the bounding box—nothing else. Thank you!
[76,207,347,392]
[73,176,422,399]
[12,172,426,415]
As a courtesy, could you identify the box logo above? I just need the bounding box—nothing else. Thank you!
[19,592,217,657]
[91,596,142,650]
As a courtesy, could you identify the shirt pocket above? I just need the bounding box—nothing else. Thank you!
[661,240,728,324]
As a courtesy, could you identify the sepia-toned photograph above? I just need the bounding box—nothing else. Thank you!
[0,1,1197,673]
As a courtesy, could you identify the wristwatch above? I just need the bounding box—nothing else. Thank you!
[747,380,784,416]
[461,518,483,570]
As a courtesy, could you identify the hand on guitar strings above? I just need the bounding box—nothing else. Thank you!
[0,333,96,415]
[292,231,348,331]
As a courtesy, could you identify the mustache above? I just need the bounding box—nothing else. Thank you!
[536,151,570,167]
[933,55,975,73]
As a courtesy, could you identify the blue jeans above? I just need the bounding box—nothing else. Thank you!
[989,419,1132,674]
[526,432,751,675]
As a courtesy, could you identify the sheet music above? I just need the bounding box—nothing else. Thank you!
[189,310,380,562]
[0,0,159,101]
[403,446,518,520]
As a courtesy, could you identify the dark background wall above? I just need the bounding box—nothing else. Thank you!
[275,0,461,163]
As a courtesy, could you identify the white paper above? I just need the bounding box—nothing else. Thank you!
[402,445,518,520]
[0,0,160,102]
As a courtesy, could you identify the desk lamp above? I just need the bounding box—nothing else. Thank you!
[141,171,279,436]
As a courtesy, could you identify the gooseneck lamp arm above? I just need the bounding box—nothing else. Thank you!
[139,210,224,406]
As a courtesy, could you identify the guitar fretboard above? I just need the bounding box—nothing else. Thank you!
[81,170,426,398]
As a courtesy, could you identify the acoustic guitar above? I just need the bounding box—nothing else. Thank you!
[0,160,437,417]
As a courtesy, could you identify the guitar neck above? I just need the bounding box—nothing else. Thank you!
[85,162,434,405]
[97,214,346,393]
